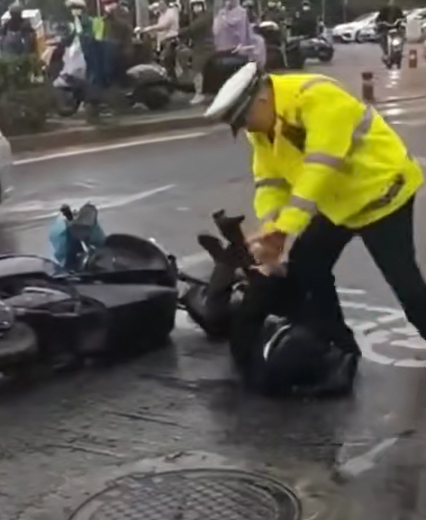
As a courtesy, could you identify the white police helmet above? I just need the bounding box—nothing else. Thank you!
[204,61,265,136]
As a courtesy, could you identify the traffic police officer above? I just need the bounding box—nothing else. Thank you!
[204,62,426,356]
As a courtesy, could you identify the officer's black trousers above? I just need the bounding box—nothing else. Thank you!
[288,197,426,347]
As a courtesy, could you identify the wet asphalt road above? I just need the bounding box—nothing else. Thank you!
[3,46,426,520]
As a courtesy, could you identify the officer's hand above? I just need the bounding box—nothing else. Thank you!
[247,231,286,273]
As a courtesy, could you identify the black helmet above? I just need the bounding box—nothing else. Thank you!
[254,317,332,395]
[9,2,23,14]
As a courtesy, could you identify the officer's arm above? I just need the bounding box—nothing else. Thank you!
[247,133,290,227]
[273,85,361,234]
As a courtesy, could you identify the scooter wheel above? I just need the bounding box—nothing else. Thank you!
[139,86,171,111]
[54,88,82,117]
[0,322,38,369]
[318,49,334,62]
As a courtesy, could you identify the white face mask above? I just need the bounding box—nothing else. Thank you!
[71,8,83,16]
[192,4,203,13]
[104,3,117,13]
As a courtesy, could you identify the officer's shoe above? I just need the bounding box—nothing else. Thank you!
[337,326,362,358]
[312,349,359,397]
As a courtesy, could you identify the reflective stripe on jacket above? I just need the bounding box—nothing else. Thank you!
[93,16,104,40]
[249,73,424,234]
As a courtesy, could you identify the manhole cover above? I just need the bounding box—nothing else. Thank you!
[69,468,302,520]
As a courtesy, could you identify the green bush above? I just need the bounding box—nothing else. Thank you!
[0,54,50,136]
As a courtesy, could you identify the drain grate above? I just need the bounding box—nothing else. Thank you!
[69,468,302,520]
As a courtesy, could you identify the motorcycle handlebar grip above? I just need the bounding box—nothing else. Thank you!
[60,204,74,221]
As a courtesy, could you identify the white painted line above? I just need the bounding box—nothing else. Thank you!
[392,119,426,127]
[179,251,210,268]
[0,184,175,217]
[337,288,366,295]
[337,437,398,478]
[380,105,422,117]
[13,131,209,166]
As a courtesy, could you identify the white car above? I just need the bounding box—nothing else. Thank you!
[405,7,426,40]
[0,131,13,202]
[332,12,378,43]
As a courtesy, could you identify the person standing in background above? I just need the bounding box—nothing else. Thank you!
[178,0,214,105]
[0,2,36,58]
[242,0,258,24]
[291,0,317,38]
[64,0,96,82]
[142,0,180,79]
[213,0,257,61]
[93,0,133,88]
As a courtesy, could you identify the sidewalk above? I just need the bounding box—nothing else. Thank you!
[11,45,426,154]
[11,106,207,154]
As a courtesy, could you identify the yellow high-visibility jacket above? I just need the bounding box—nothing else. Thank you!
[249,73,424,234]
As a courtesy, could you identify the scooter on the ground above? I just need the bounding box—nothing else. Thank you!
[0,203,179,378]
[51,36,195,117]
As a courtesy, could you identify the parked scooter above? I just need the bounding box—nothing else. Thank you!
[378,19,405,70]
[299,34,334,63]
[51,35,194,116]
[254,20,306,70]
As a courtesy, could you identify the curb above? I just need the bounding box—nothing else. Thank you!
[9,111,210,154]
[9,91,426,154]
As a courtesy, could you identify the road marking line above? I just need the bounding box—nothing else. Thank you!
[337,437,398,478]
[337,288,366,295]
[13,131,209,165]
[380,105,422,117]
[391,119,426,127]
[179,251,210,268]
[0,184,175,217]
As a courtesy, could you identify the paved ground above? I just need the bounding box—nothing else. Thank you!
[2,44,426,520]
[312,42,426,100]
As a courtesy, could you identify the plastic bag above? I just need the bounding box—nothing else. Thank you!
[49,213,106,269]
[53,36,86,87]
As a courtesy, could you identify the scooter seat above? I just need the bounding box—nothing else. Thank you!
[82,234,177,287]
[0,255,63,282]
